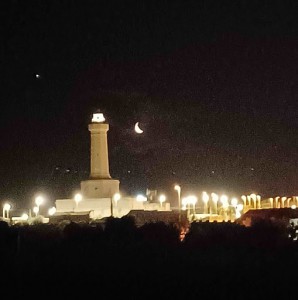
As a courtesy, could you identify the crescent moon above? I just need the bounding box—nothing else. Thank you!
[134,122,143,134]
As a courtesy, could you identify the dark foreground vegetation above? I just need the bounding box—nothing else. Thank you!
[1,217,297,299]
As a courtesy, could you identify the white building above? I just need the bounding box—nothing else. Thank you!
[55,112,170,220]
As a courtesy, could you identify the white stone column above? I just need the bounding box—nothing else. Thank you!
[89,122,111,179]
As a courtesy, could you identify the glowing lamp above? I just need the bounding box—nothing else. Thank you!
[21,213,29,220]
[48,207,56,216]
[136,195,147,202]
[3,203,11,211]
[35,196,44,207]
[92,113,105,123]
[231,198,238,207]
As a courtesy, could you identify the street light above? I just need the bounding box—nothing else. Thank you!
[21,213,29,221]
[211,193,219,214]
[269,198,273,208]
[113,193,121,206]
[35,195,44,216]
[188,195,197,215]
[48,207,56,216]
[235,204,243,219]
[182,195,197,220]
[74,193,82,211]
[136,194,147,202]
[220,195,229,221]
[231,198,238,221]
[257,195,261,209]
[241,195,247,208]
[281,197,287,208]
[181,197,188,211]
[110,192,122,217]
[33,206,39,217]
[174,185,181,222]
[250,194,257,209]
[113,193,121,217]
[3,203,11,219]
[202,192,209,214]
[237,204,244,211]
[159,194,166,209]
[231,198,238,207]
[287,197,292,208]
[35,195,44,207]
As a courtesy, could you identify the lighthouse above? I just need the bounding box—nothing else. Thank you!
[89,112,111,179]
[54,110,172,220]
[80,112,119,198]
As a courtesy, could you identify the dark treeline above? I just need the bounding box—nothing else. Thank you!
[1,217,297,299]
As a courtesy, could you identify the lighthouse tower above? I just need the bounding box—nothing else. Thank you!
[80,112,119,198]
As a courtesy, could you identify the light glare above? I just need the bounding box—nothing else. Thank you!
[35,196,44,206]
[136,195,147,202]
[92,113,105,123]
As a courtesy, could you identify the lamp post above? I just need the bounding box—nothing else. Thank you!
[188,195,197,216]
[202,192,209,214]
[235,204,243,219]
[275,196,280,208]
[74,193,82,211]
[174,185,181,222]
[3,203,11,219]
[181,197,191,220]
[33,206,39,217]
[35,195,44,207]
[220,195,229,221]
[269,198,273,208]
[48,207,56,216]
[231,198,238,207]
[136,194,147,202]
[281,197,287,208]
[231,198,238,221]
[159,194,166,210]
[113,193,121,217]
[250,194,257,209]
[211,193,219,215]
[35,195,44,216]
[256,195,261,209]
[181,197,187,211]
[110,193,122,217]
[241,195,247,210]
[287,197,291,208]
[21,213,29,221]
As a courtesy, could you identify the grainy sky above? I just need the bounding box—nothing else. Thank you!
[1,0,298,207]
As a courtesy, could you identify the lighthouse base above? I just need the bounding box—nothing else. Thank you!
[80,178,120,199]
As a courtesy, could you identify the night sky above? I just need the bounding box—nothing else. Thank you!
[2,0,298,208]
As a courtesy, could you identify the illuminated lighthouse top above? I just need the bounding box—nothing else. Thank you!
[91,112,105,123]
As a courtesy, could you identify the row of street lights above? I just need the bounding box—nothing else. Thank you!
[2,187,249,222]
[2,195,52,221]
[173,185,245,221]
[2,191,167,221]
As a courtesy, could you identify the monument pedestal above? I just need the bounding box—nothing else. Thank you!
[80,179,120,198]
